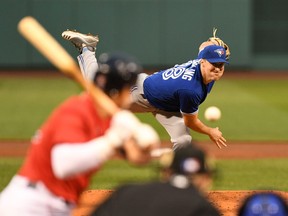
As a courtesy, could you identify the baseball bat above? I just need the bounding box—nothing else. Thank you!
[17,16,165,157]
[17,16,119,116]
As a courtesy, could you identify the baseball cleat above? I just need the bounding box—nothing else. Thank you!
[62,30,99,52]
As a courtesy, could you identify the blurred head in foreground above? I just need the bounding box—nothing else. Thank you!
[159,142,214,192]
[94,51,143,109]
[238,192,288,216]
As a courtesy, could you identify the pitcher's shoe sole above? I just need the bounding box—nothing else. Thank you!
[62,30,99,51]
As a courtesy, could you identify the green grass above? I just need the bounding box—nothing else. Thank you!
[214,159,288,191]
[201,78,288,141]
[89,160,161,189]
[1,158,288,192]
[0,158,24,190]
[0,74,288,141]
[138,77,288,141]
[1,73,288,192]
[0,75,80,139]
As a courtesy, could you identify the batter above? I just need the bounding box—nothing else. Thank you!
[0,52,159,216]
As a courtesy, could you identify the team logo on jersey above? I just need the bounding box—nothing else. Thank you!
[214,48,225,57]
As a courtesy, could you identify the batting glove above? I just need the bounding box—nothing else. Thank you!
[134,123,160,148]
[105,110,141,148]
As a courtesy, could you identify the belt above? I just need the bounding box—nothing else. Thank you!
[27,181,73,206]
[27,181,37,189]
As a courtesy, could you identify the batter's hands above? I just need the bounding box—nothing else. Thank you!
[105,110,160,149]
[105,110,141,148]
[208,127,227,149]
[121,138,154,165]
[134,123,160,148]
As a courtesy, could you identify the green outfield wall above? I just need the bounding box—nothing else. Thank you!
[1,0,288,70]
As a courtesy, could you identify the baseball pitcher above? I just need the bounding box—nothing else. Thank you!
[61,28,230,150]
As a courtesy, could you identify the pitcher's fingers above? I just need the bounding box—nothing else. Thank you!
[215,141,222,149]
[220,138,227,146]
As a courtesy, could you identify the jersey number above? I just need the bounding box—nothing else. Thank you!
[162,68,195,81]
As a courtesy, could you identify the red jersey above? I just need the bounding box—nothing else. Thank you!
[19,93,111,203]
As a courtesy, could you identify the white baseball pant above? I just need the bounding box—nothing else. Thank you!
[0,175,75,216]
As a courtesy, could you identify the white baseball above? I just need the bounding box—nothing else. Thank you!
[204,106,221,121]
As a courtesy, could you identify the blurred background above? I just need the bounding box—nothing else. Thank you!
[1,0,288,70]
[0,0,288,142]
[1,0,288,194]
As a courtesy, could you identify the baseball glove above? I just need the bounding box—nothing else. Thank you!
[207,28,230,60]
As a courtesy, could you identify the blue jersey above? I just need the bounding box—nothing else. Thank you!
[143,59,214,114]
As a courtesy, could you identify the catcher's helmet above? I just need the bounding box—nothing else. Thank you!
[94,52,142,96]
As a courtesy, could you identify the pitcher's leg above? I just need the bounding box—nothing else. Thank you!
[62,30,99,81]
[77,48,98,81]
[154,111,192,150]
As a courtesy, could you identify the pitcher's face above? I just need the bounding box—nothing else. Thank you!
[200,59,225,84]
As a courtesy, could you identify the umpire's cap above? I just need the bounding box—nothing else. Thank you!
[238,192,288,216]
[94,51,142,96]
[164,143,211,175]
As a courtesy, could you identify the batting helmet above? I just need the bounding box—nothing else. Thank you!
[94,51,142,97]
[238,192,288,216]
